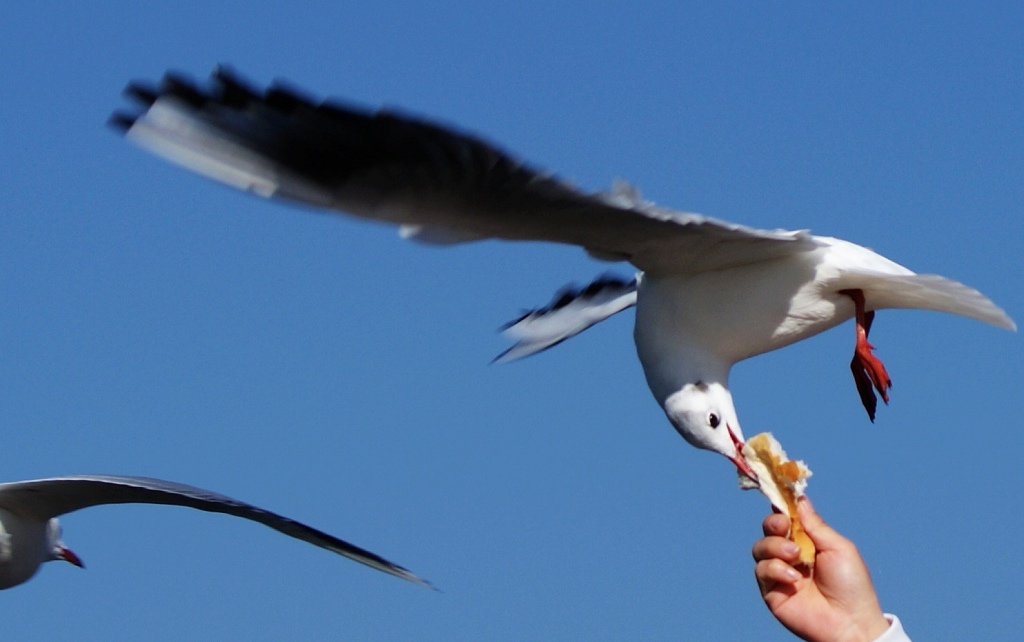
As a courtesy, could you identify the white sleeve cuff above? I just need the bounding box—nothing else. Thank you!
[873,614,911,642]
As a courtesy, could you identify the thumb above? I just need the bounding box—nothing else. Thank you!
[797,496,850,552]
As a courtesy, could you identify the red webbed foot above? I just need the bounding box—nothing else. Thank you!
[839,289,892,421]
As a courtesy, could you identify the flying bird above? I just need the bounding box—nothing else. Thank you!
[0,474,432,590]
[111,68,1015,481]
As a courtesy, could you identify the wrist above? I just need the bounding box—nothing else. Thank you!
[833,610,890,642]
[863,612,892,641]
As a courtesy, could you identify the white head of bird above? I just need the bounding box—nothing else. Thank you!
[45,518,83,568]
[663,381,757,481]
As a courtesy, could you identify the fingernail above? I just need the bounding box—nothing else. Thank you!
[784,567,801,581]
[783,542,801,556]
[797,496,813,517]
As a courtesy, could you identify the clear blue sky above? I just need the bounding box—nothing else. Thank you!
[2,3,1021,640]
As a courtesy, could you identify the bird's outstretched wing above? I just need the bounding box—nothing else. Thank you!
[0,475,433,588]
[496,274,639,363]
[111,67,814,275]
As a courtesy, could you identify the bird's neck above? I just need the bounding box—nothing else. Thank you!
[636,341,732,405]
[633,275,734,403]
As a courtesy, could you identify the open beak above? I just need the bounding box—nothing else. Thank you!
[58,546,85,568]
[727,425,758,483]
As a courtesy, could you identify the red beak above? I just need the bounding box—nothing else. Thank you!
[727,425,758,483]
[58,546,85,568]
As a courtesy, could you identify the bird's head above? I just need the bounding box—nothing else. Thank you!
[46,519,84,569]
[664,381,758,482]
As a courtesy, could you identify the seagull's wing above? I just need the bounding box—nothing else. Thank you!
[0,475,433,588]
[111,67,815,276]
[496,274,639,363]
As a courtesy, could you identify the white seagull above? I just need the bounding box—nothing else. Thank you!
[111,68,1015,481]
[0,474,431,589]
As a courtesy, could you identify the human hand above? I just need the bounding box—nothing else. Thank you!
[752,497,890,642]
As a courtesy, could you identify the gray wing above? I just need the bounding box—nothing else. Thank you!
[0,475,433,588]
[111,67,815,276]
[495,274,639,363]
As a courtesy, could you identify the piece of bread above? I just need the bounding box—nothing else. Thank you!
[739,432,815,567]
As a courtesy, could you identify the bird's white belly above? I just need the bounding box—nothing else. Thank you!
[634,252,853,395]
[0,509,47,589]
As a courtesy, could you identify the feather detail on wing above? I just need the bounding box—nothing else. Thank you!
[112,67,815,275]
[494,274,639,363]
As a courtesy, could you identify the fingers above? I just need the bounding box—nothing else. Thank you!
[755,558,802,588]
[796,496,850,552]
[753,535,803,565]
[754,514,809,608]
[752,531,806,601]
[761,512,790,537]
[796,496,823,529]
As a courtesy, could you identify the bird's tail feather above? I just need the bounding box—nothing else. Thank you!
[860,272,1015,331]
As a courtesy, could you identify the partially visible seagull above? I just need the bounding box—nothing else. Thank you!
[111,67,1016,481]
[0,474,432,589]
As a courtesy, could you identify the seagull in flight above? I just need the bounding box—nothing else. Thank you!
[0,474,432,590]
[111,68,1015,481]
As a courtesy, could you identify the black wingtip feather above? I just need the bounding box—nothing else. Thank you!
[108,112,136,131]
[123,82,158,106]
[212,63,240,84]
[212,65,261,108]
[159,72,207,108]
[265,84,314,113]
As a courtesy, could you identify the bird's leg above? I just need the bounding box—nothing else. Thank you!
[839,289,891,422]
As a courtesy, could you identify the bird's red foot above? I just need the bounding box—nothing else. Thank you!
[840,289,892,422]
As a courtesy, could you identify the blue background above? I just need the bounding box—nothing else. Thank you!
[2,3,1021,640]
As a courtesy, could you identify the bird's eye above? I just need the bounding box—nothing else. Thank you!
[708,412,721,429]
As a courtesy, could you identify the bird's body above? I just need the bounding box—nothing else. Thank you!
[638,236,917,396]
[0,475,431,590]
[633,235,990,457]
[0,508,61,589]
[112,68,1015,477]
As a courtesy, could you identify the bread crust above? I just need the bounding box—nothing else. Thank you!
[741,433,815,566]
